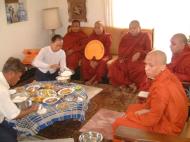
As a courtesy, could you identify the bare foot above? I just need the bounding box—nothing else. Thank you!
[129,83,137,93]
[85,80,92,85]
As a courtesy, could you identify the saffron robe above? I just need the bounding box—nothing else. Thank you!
[63,31,87,70]
[112,69,188,141]
[108,32,151,89]
[81,32,112,82]
[168,45,190,82]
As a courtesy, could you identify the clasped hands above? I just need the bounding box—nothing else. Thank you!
[119,52,141,63]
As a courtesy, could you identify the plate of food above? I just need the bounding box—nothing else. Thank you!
[58,88,74,97]
[26,85,41,95]
[56,102,69,110]
[31,96,44,103]
[42,97,60,105]
[38,89,57,98]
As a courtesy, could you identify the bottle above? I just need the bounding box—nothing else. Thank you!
[17,2,27,21]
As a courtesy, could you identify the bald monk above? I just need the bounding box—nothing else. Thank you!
[108,20,151,91]
[112,50,188,141]
[63,20,87,71]
[168,33,190,82]
[81,21,112,85]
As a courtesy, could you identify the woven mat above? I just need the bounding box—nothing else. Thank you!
[80,108,124,140]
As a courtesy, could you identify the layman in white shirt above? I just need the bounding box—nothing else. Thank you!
[0,57,38,142]
[32,34,69,81]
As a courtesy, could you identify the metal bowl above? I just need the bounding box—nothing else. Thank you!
[79,131,103,142]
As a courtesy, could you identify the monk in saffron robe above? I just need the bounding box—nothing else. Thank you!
[168,33,190,82]
[112,50,188,142]
[81,21,112,85]
[108,20,151,91]
[63,20,87,71]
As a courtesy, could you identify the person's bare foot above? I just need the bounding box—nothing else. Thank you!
[92,80,98,86]
[85,80,92,85]
[129,83,137,93]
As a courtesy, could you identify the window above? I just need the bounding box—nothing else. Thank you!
[111,0,190,62]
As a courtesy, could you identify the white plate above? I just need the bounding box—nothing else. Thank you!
[58,88,74,97]
[60,70,73,77]
[42,97,60,105]
[9,89,16,95]
[26,85,41,91]
[12,96,28,103]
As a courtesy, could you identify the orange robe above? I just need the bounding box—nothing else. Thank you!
[168,45,190,82]
[81,32,112,82]
[63,31,87,70]
[108,32,151,89]
[112,69,188,141]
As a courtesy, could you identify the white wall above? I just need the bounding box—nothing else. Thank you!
[47,0,105,36]
[0,0,105,70]
[0,0,49,70]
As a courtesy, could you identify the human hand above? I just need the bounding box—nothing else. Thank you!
[90,60,98,69]
[49,64,60,70]
[132,52,141,62]
[102,56,109,61]
[135,109,150,115]
[29,105,38,112]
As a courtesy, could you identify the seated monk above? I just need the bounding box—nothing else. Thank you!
[112,50,188,142]
[108,20,152,91]
[63,20,87,72]
[81,21,112,85]
[168,33,190,82]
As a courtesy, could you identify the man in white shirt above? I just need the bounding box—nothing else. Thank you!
[32,34,69,81]
[0,57,38,142]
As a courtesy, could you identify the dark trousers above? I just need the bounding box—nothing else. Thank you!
[35,69,58,81]
[0,120,17,142]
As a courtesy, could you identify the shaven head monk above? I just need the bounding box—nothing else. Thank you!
[168,33,190,82]
[128,20,141,36]
[62,20,87,77]
[108,20,152,92]
[81,20,112,85]
[112,50,188,142]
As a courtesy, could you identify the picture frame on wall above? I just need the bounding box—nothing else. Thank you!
[5,0,27,24]
[67,0,87,22]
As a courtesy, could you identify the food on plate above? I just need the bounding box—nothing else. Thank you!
[75,85,82,91]
[26,85,40,96]
[31,96,44,103]
[39,89,57,98]
[43,97,59,104]
[42,83,54,89]
[58,88,74,96]
[16,86,25,93]
[56,102,69,110]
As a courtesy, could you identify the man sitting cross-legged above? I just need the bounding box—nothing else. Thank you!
[112,50,188,142]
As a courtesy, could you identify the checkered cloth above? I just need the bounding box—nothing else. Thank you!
[7,82,88,136]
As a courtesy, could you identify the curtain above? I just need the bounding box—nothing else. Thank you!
[104,0,113,27]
